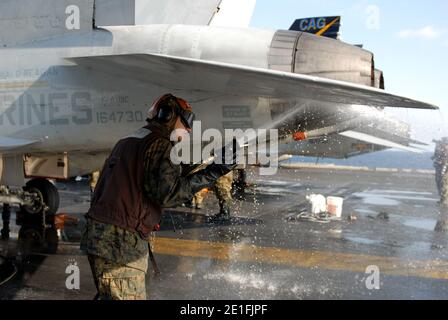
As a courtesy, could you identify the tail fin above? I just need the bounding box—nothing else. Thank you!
[209,0,257,28]
[96,0,221,26]
[0,0,95,47]
[0,0,247,47]
[96,0,257,29]
[289,16,341,39]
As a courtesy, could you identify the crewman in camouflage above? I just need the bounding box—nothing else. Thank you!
[212,171,234,220]
[83,221,149,300]
[433,138,448,206]
[81,94,237,300]
[190,188,207,209]
[89,171,100,194]
[190,171,234,220]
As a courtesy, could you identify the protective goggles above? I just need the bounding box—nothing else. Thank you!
[177,107,195,129]
[168,95,195,129]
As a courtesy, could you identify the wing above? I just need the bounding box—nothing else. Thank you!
[68,53,437,110]
[284,107,428,157]
[278,133,422,159]
[278,113,427,158]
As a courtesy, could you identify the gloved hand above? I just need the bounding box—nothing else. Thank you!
[187,139,239,194]
[214,138,239,166]
[184,139,239,177]
[204,139,239,178]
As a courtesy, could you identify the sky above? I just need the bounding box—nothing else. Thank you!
[250,0,448,148]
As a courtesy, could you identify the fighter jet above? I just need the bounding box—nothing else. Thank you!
[0,0,438,227]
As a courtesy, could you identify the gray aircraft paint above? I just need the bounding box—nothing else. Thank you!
[0,1,437,182]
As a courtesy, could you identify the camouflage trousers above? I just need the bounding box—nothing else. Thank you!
[192,189,207,206]
[214,171,234,208]
[89,170,101,193]
[436,165,447,195]
[436,166,448,206]
[88,255,147,300]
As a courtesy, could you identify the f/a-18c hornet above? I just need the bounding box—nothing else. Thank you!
[0,0,437,232]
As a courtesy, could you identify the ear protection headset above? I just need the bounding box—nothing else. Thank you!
[155,94,195,129]
[156,96,177,124]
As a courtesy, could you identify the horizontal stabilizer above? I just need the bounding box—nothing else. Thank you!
[339,131,424,153]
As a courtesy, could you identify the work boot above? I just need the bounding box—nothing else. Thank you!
[195,203,203,210]
[1,228,9,240]
[210,206,231,222]
[435,220,448,233]
[184,200,194,209]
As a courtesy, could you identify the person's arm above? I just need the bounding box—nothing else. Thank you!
[143,138,235,208]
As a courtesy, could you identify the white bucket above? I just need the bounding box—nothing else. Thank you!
[306,194,327,214]
[327,197,344,218]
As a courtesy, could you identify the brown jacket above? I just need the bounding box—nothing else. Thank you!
[87,124,165,239]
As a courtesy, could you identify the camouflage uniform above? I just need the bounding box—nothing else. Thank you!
[82,121,234,299]
[81,220,148,300]
[82,129,175,300]
[433,140,448,205]
[436,163,448,206]
[192,189,207,208]
[214,171,234,213]
[191,171,233,213]
[89,171,100,193]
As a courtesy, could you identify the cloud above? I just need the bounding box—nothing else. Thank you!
[396,25,445,39]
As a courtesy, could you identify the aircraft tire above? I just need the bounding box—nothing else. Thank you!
[21,179,60,224]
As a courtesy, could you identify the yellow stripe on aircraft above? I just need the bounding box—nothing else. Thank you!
[0,81,48,89]
[316,17,340,37]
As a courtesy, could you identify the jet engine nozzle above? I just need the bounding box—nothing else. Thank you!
[268,30,376,87]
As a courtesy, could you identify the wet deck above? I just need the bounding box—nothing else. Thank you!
[1,167,447,300]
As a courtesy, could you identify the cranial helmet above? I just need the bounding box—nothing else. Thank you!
[147,94,195,129]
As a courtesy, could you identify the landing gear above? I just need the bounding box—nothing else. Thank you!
[0,178,60,254]
[16,179,60,254]
[1,204,11,240]
[18,224,59,254]
[19,178,60,226]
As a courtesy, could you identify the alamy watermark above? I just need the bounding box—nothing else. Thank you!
[365,4,381,30]
[65,259,80,290]
[365,265,381,290]
[170,121,279,176]
[65,5,80,30]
